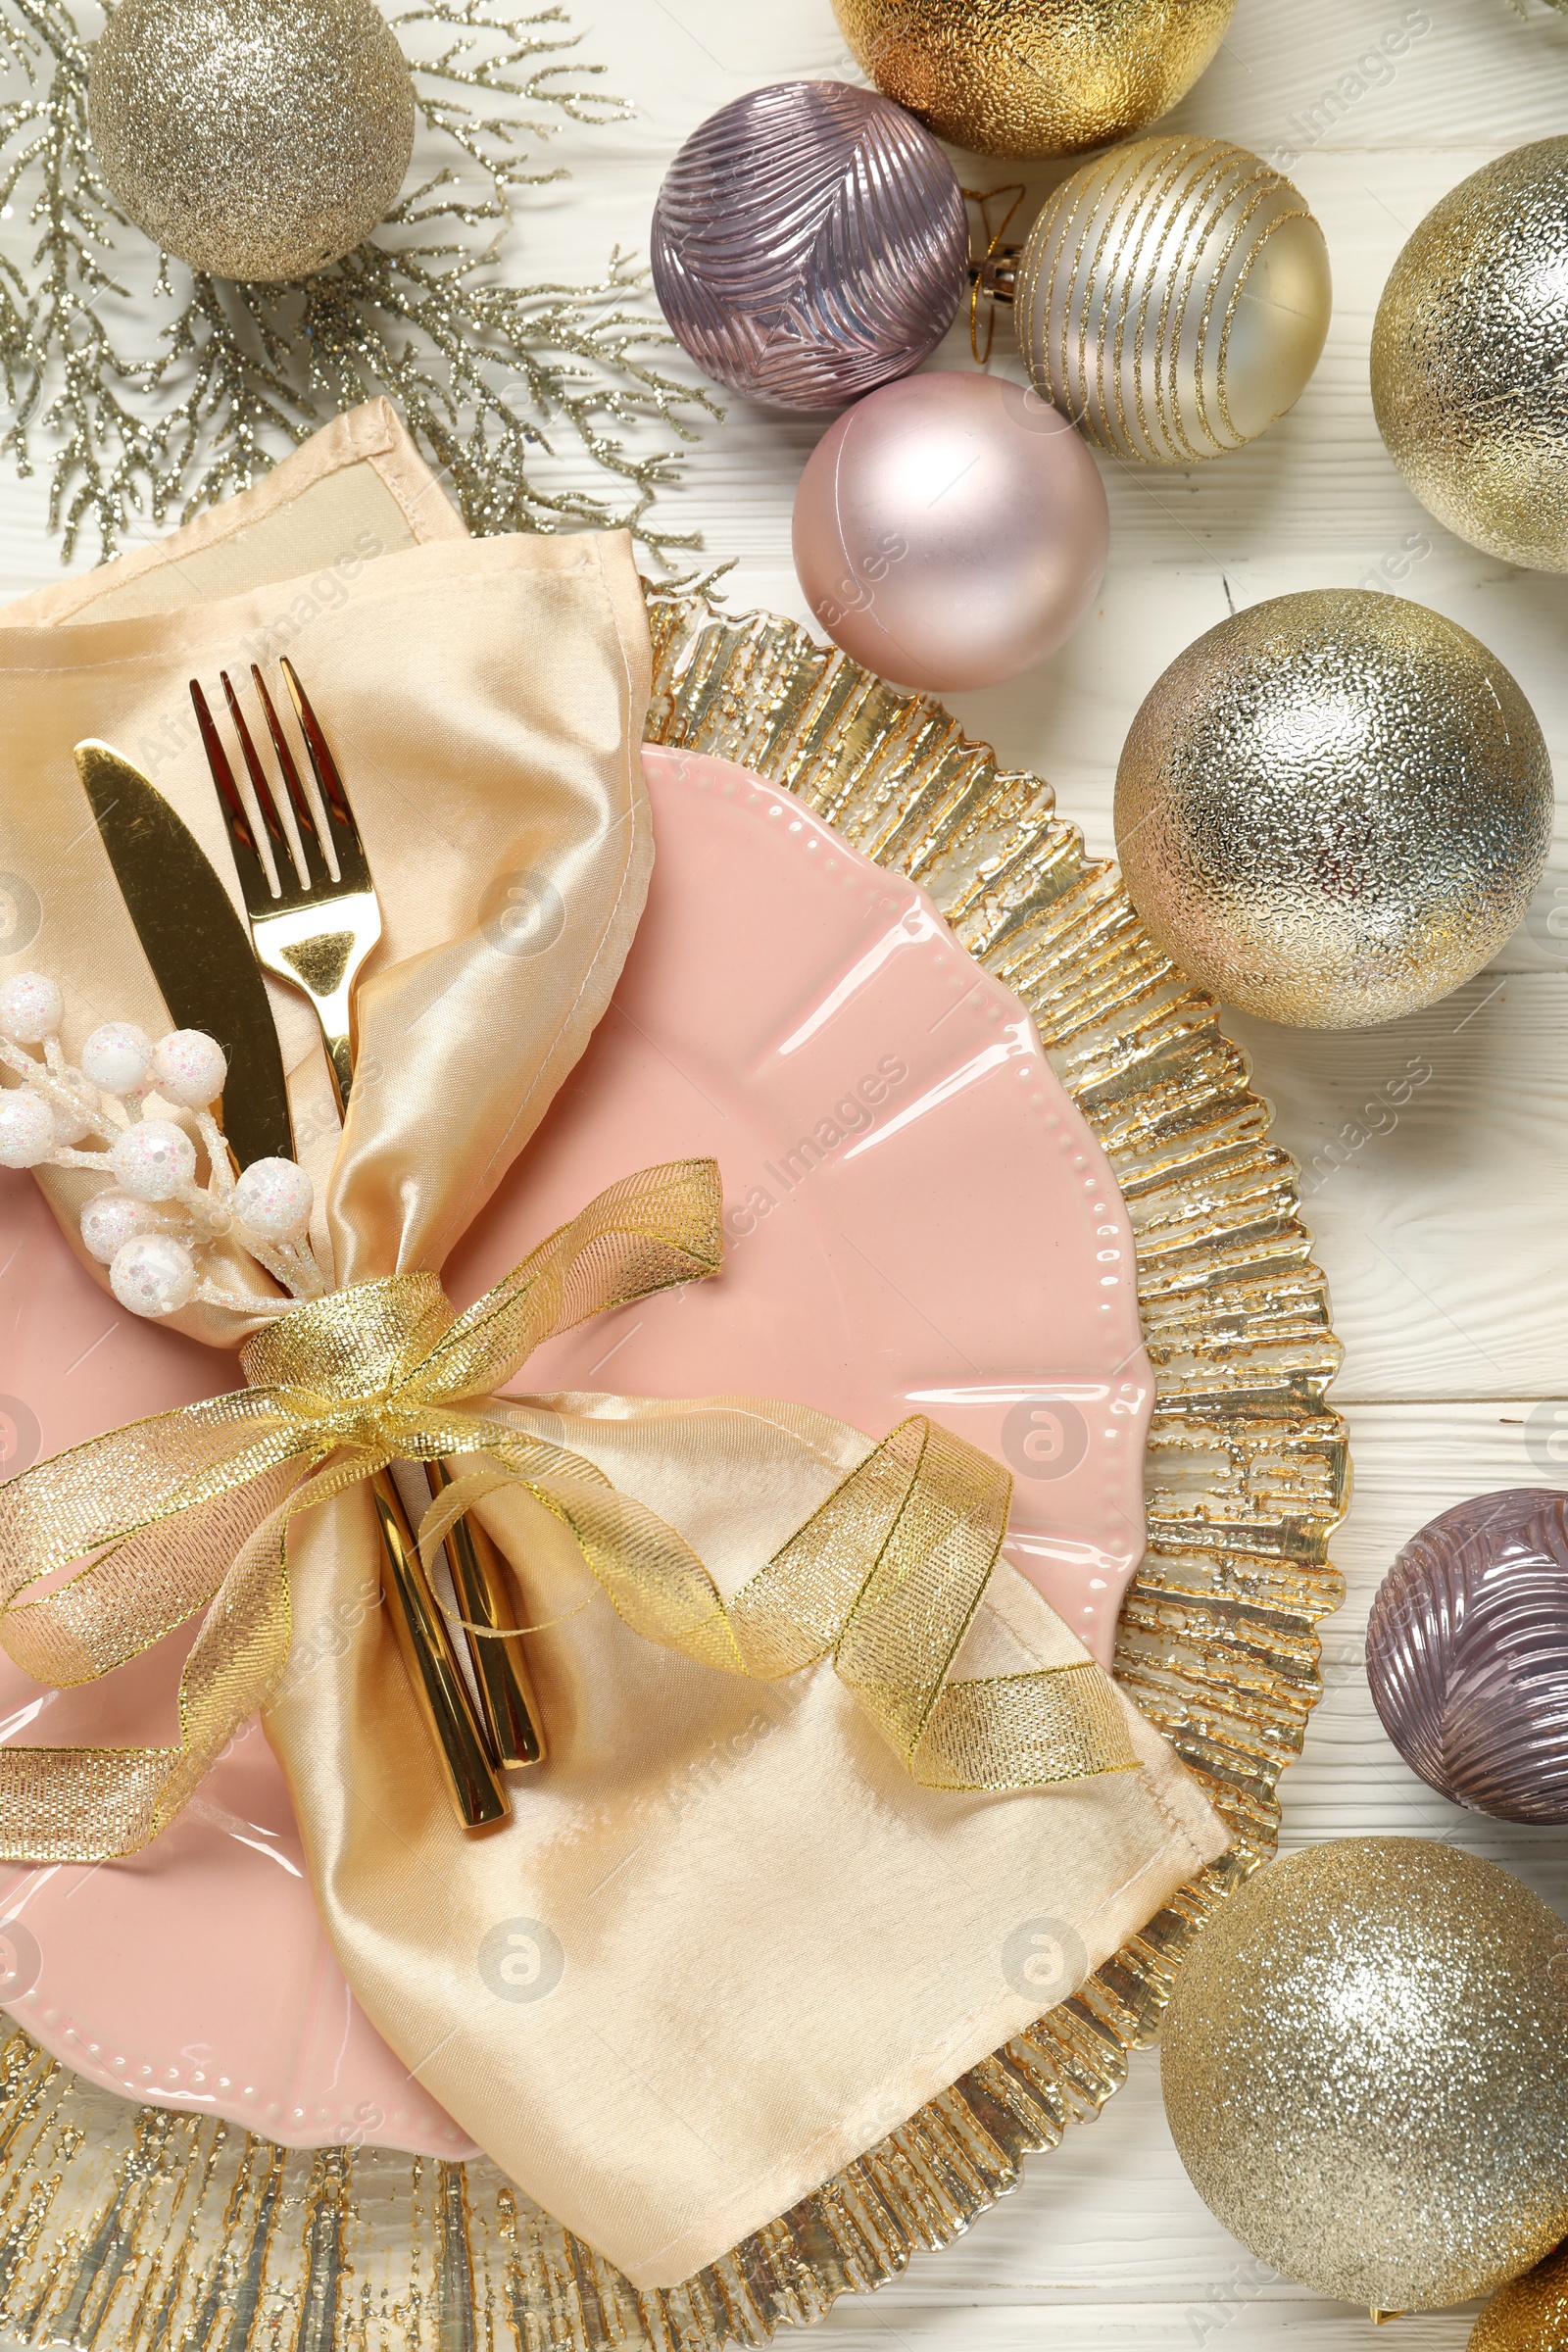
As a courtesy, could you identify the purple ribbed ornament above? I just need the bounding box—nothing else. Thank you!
[1367,1488,1568,1824]
[650,80,968,412]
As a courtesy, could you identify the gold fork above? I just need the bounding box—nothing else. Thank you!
[192,661,544,1822]
[190,662,380,1113]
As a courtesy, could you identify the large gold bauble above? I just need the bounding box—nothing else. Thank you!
[1016,137,1331,463]
[1472,2241,1568,2352]
[831,0,1237,160]
[1372,137,1568,570]
[88,0,416,282]
[1114,589,1552,1028]
[1163,1840,1568,2313]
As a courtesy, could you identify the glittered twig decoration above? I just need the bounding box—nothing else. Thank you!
[0,0,717,562]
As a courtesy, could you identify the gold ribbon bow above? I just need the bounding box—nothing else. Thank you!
[0,1160,1137,1862]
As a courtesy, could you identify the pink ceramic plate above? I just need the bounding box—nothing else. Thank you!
[0,747,1153,2153]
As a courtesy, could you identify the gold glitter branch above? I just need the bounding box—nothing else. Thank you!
[395,0,631,181]
[0,0,166,548]
[0,0,718,562]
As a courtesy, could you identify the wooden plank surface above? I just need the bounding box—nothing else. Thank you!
[4,0,1567,2345]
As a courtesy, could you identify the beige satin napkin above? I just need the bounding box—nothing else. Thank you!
[0,410,1228,2286]
[3,398,466,628]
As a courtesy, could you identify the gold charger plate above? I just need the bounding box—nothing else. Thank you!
[0,593,1347,2352]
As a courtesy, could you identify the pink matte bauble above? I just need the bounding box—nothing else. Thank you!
[792,371,1109,692]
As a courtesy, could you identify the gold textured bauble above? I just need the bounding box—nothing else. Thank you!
[1115,589,1552,1027]
[1016,137,1330,463]
[1163,1840,1568,2313]
[1372,138,1568,570]
[1472,2240,1568,2352]
[88,0,416,282]
[831,0,1237,160]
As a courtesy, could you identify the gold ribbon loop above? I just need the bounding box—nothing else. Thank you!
[0,1157,1138,1862]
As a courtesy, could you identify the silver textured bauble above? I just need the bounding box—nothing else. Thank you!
[1114,590,1553,1027]
[1016,136,1331,463]
[88,0,416,282]
[1373,138,1568,571]
[1163,1839,1568,2313]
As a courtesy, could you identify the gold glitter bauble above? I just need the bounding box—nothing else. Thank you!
[831,0,1237,160]
[1372,138,1568,570]
[88,0,416,282]
[1016,137,1330,463]
[1163,1839,1568,2313]
[1115,589,1552,1028]
[1472,2240,1568,2352]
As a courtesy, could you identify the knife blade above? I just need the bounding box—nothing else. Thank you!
[74,739,295,1168]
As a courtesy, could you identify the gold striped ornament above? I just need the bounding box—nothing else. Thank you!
[1015,136,1331,464]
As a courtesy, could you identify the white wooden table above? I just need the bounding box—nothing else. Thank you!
[4,0,1567,2344]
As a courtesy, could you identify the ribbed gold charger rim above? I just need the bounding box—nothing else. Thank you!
[0,594,1347,2352]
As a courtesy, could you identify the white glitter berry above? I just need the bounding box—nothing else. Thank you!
[0,970,324,1308]
[80,1021,152,1095]
[0,973,62,1047]
[110,1233,198,1317]
[0,1092,56,1169]
[109,1119,197,1201]
[233,1156,314,1243]
[80,1190,162,1265]
[152,1029,227,1110]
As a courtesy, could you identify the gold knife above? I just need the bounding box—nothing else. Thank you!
[74,741,295,1167]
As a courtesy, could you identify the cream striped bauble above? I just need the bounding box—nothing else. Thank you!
[1016,136,1331,465]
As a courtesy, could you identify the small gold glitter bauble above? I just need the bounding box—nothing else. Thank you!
[1372,138,1568,570]
[831,0,1237,160]
[1472,2239,1568,2351]
[1016,137,1330,463]
[1163,1840,1568,2313]
[1115,589,1552,1027]
[88,0,416,282]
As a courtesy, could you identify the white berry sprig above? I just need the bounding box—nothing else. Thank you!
[0,971,324,1318]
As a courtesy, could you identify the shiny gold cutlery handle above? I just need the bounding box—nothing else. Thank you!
[426,1461,546,1769]
[369,1472,510,1830]
[322,1023,354,1117]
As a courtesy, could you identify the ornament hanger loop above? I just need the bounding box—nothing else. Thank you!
[961,184,1025,366]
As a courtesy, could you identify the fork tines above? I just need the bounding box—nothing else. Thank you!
[190,662,369,908]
